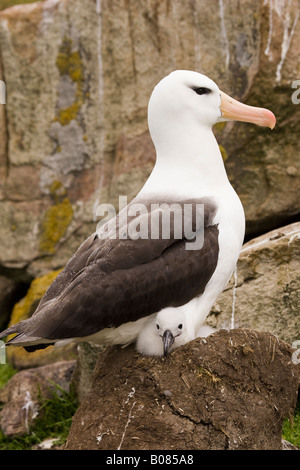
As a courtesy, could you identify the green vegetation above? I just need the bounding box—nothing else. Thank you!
[0,381,78,450]
[0,346,77,450]
[282,399,300,449]
[0,0,38,10]
[0,363,17,389]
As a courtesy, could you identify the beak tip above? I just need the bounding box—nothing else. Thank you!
[265,110,276,130]
[163,329,175,357]
[220,90,276,130]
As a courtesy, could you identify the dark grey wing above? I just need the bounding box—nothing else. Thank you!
[1,198,219,342]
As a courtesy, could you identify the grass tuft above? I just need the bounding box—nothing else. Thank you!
[282,399,300,449]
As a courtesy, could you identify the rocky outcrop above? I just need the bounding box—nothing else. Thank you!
[208,222,300,345]
[0,360,76,436]
[65,329,299,450]
[0,0,299,281]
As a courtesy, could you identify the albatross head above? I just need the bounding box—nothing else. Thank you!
[136,307,195,357]
[148,70,276,141]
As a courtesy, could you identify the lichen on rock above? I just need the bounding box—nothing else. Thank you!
[8,269,61,328]
[54,36,85,127]
[39,180,73,255]
[39,198,73,255]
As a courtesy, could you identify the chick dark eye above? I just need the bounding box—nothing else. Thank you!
[156,324,160,330]
[193,87,211,95]
[178,324,183,329]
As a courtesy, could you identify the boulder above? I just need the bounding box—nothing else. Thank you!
[0,360,76,437]
[0,0,298,280]
[71,342,104,403]
[65,329,299,450]
[208,222,300,345]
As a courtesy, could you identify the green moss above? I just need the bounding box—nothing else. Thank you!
[39,198,73,254]
[0,363,17,389]
[54,37,85,126]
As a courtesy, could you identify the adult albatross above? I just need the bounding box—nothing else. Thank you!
[0,71,276,354]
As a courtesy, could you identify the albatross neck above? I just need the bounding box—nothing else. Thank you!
[141,123,230,198]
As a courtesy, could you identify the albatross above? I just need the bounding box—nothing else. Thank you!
[0,70,276,355]
[136,307,216,357]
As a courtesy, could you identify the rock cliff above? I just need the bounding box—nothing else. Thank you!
[0,0,299,281]
[0,0,299,450]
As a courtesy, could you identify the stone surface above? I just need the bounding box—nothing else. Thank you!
[0,360,76,437]
[0,276,22,330]
[208,222,300,345]
[65,329,299,450]
[71,342,104,403]
[0,0,298,282]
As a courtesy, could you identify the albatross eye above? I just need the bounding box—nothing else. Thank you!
[178,324,183,329]
[193,87,211,95]
[156,324,160,330]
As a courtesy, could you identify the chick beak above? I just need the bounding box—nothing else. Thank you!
[163,329,175,357]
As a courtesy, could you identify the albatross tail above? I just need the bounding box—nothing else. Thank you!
[0,320,54,351]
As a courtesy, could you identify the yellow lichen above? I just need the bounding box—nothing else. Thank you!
[54,37,85,126]
[49,180,67,200]
[9,270,62,328]
[55,102,81,127]
[39,197,73,254]
[56,39,83,84]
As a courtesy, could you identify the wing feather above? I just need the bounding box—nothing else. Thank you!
[2,197,219,342]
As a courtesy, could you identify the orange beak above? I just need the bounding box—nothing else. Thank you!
[219,91,276,129]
